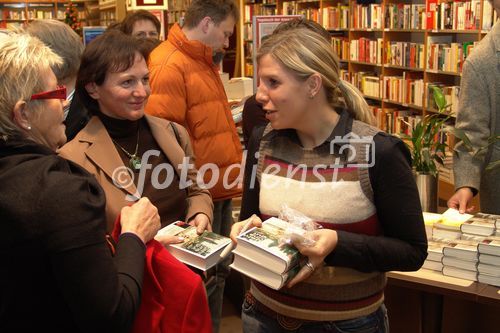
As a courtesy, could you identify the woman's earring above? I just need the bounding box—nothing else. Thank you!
[309,94,314,99]
[27,125,31,130]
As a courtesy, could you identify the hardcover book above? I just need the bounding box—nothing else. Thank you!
[442,256,478,271]
[155,221,231,271]
[442,266,477,281]
[460,217,496,237]
[479,254,500,266]
[442,240,479,261]
[230,253,301,290]
[235,217,303,274]
[427,240,449,262]
[478,237,500,256]
[477,263,500,277]
[422,259,443,272]
[478,274,500,287]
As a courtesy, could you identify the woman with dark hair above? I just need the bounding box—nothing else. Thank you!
[59,29,213,332]
[120,9,161,39]
[60,30,213,240]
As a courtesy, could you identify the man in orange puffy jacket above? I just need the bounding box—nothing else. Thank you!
[145,1,242,332]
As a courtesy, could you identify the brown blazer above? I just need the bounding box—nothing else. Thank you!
[58,115,213,232]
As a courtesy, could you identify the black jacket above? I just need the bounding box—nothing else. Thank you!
[0,138,145,332]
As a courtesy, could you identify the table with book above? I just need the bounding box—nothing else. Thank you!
[384,209,500,333]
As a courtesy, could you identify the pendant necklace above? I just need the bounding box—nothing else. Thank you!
[113,126,141,170]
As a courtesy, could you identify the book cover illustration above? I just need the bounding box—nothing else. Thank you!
[158,221,231,259]
[239,218,299,262]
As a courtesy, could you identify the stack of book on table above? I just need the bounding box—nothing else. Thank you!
[441,239,479,281]
[460,213,500,240]
[230,217,304,290]
[477,235,500,287]
[421,209,500,287]
[431,208,474,240]
[422,239,447,271]
[155,221,232,271]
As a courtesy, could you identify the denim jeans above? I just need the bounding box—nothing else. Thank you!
[242,295,389,333]
[208,199,234,333]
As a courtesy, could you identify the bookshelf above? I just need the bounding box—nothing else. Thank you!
[0,1,98,29]
[98,0,125,26]
[238,0,497,194]
[166,0,190,30]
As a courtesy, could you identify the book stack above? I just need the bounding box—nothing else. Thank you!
[423,212,443,239]
[230,217,303,290]
[460,213,499,241]
[431,208,473,240]
[441,240,479,281]
[477,236,500,287]
[422,240,447,271]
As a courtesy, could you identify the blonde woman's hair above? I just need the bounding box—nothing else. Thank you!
[0,33,62,138]
[257,28,376,126]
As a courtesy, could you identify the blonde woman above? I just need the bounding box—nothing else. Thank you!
[231,26,427,333]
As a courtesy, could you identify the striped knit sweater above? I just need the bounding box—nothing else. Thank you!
[249,118,385,321]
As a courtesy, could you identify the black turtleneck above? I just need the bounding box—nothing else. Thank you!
[97,112,188,227]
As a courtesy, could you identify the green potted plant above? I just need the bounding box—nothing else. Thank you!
[405,85,453,212]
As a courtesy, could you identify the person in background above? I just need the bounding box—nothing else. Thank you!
[59,30,213,237]
[145,1,242,331]
[448,0,500,215]
[231,26,427,333]
[22,19,88,141]
[241,18,333,147]
[0,33,160,332]
[120,9,161,40]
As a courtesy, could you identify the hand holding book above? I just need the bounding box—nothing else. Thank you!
[286,228,339,288]
[221,214,263,259]
[188,213,212,234]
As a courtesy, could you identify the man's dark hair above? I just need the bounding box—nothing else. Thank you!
[183,0,239,28]
[120,10,161,35]
[76,30,150,114]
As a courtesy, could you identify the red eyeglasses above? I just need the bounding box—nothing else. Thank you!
[30,86,67,101]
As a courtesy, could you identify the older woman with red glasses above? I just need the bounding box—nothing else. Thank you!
[0,33,161,332]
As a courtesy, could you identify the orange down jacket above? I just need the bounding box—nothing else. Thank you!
[146,23,242,201]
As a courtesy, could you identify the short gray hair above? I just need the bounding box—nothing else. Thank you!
[0,34,62,138]
[22,20,83,84]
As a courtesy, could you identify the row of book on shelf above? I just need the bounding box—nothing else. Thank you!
[343,69,460,113]
[423,208,500,287]
[243,0,497,32]
[333,35,478,75]
[351,1,493,30]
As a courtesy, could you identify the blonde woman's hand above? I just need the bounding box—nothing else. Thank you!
[286,229,338,288]
[120,197,161,244]
[229,214,262,243]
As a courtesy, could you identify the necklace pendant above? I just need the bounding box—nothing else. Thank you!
[129,155,142,170]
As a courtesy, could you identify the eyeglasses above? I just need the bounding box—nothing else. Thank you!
[30,86,67,101]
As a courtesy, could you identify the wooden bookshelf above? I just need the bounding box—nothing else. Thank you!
[0,0,99,29]
[237,0,497,205]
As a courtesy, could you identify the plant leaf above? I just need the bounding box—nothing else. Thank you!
[431,86,447,111]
